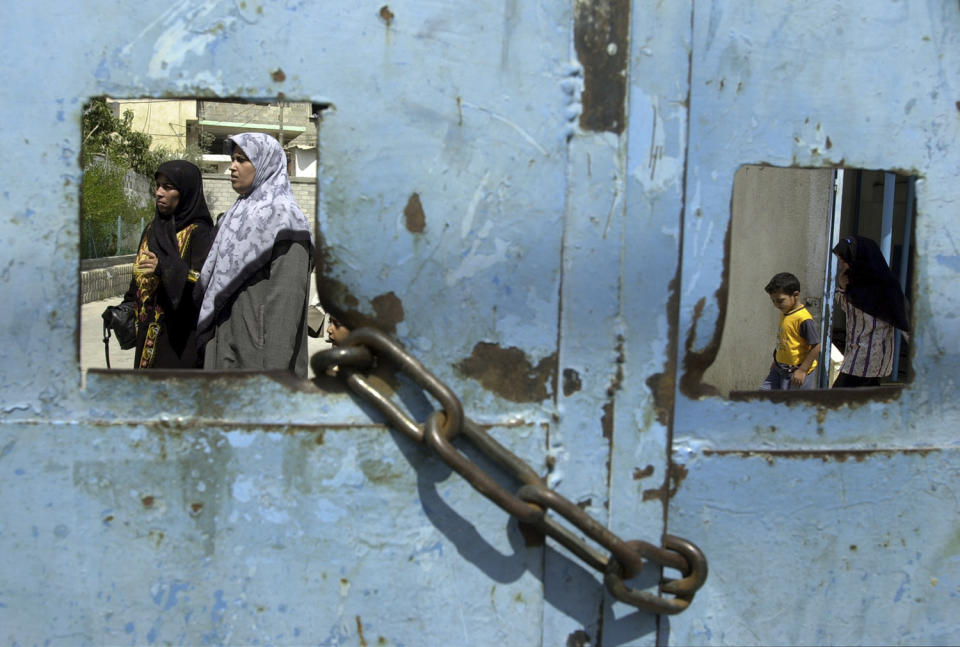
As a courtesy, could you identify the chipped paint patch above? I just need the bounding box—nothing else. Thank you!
[647,271,681,426]
[642,462,688,502]
[574,0,630,134]
[680,225,730,399]
[562,368,582,396]
[455,343,555,403]
[403,193,425,233]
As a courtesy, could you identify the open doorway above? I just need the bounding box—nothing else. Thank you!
[702,165,915,396]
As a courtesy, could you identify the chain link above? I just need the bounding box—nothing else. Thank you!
[313,327,708,615]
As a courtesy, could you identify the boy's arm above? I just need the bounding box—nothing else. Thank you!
[791,343,822,385]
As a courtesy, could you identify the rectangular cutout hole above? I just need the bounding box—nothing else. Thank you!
[80,97,329,378]
[701,165,915,398]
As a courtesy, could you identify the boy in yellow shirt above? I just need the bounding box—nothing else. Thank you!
[759,272,821,390]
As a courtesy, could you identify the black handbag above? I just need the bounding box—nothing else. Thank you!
[102,302,138,350]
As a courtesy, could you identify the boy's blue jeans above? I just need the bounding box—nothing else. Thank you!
[759,364,817,390]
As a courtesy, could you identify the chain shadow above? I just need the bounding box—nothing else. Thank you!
[385,372,655,643]
[311,357,660,643]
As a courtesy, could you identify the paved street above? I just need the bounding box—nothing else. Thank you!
[81,297,136,371]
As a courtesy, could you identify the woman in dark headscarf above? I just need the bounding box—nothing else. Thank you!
[106,160,214,368]
[832,235,909,387]
[196,133,313,377]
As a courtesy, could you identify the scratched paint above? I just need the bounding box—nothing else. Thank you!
[1,1,959,645]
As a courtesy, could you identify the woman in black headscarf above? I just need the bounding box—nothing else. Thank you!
[832,235,909,387]
[105,161,214,368]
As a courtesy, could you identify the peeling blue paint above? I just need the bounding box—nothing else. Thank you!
[2,2,959,645]
[936,254,960,272]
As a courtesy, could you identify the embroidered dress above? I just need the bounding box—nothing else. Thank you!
[118,160,214,369]
[130,224,202,367]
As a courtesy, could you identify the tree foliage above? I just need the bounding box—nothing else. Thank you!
[81,97,168,175]
[81,97,162,258]
[80,163,153,259]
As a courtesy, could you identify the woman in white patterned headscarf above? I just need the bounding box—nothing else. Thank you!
[196,132,314,377]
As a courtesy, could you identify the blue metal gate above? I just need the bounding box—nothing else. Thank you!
[1,2,958,645]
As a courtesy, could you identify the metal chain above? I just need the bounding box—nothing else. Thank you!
[313,327,708,615]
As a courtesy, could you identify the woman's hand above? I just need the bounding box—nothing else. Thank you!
[835,257,850,289]
[136,250,158,276]
[836,267,849,289]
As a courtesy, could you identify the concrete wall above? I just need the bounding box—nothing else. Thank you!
[702,166,833,394]
[109,98,198,152]
[80,256,135,303]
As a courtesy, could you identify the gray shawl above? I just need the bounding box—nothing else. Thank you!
[197,132,313,345]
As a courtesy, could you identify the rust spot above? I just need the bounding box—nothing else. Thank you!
[567,629,592,647]
[562,368,582,396]
[455,343,556,403]
[371,292,405,330]
[103,515,114,523]
[601,334,624,439]
[701,448,938,464]
[574,0,630,134]
[314,431,325,445]
[728,384,904,408]
[825,136,832,149]
[271,68,286,83]
[849,544,858,551]
[379,5,394,26]
[190,502,204,515]
[314,232,404,334]
[609,334,624,397]
[646,270,681,426]
[601,399,613,440]
[403,192,426,233]
[356,616,368,647]
[679,224,730,399]
[141,495,155,508]
[633,464,655,480]
[642,462,688,502]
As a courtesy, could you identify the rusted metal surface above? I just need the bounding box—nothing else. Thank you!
[403,192,426,233]
[455,342,556,403]
[574,0,631,134]
[2,0,959,644]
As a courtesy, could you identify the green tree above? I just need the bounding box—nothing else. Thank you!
[80,98,164,258]
[81,97,167,174]
[80,163,153,259]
